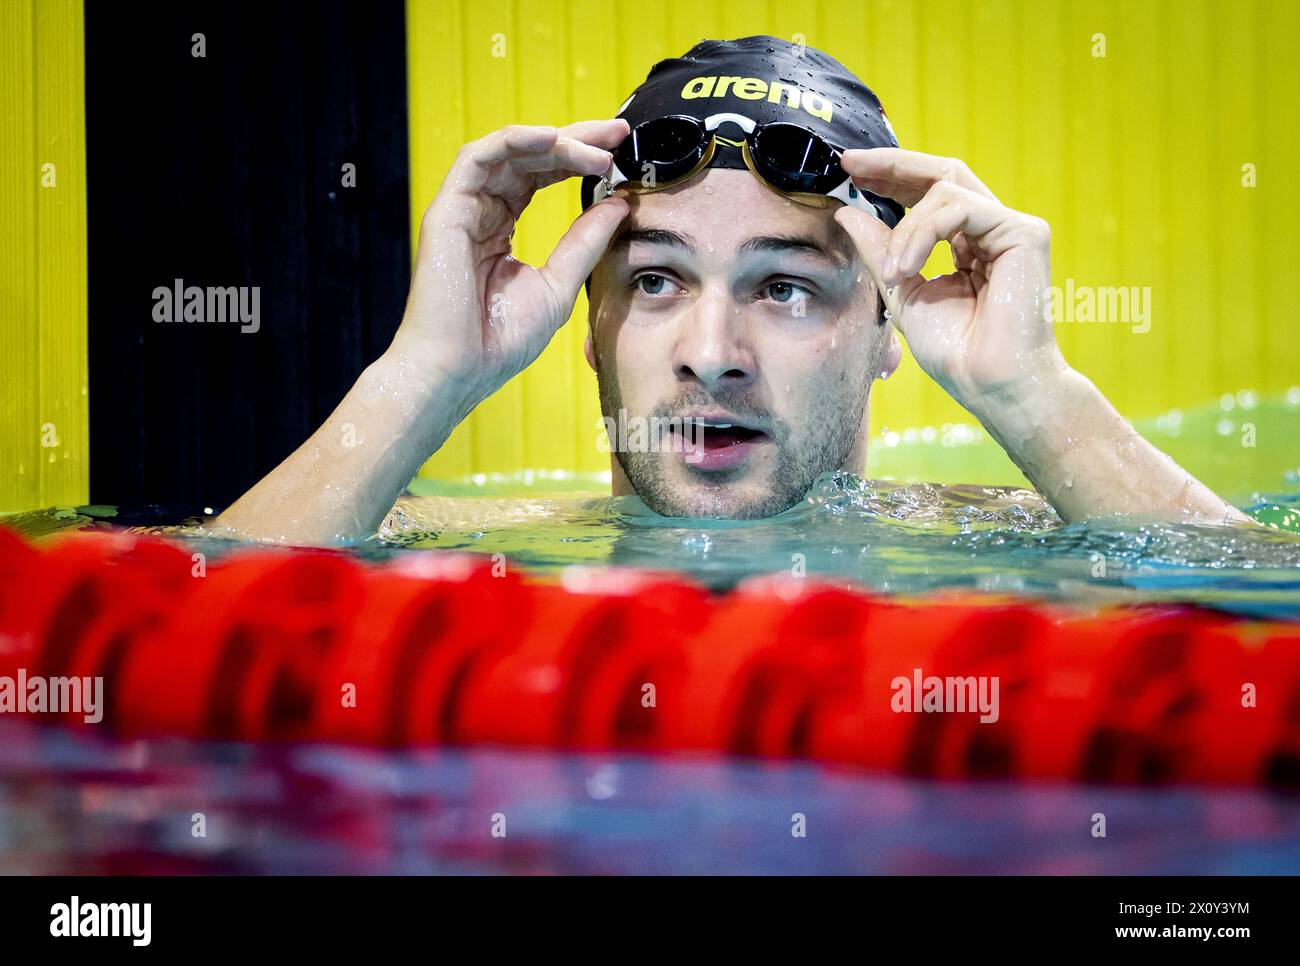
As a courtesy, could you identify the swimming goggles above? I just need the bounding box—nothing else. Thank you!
[590,113,903,227]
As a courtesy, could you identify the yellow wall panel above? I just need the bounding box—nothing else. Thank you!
[402,0,1300,482]
[5,1,1288,511]
[0,0,88,512]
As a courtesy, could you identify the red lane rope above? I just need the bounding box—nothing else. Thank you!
[1,526,1297,789]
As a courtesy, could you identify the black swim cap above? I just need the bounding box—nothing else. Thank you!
[580,35,901,214]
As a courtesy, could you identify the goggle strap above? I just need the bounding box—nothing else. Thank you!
[826,177,879,216]
[591,162,628,202]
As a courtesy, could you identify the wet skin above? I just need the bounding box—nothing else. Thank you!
[213,119,1247,543]
[586,167,899,520]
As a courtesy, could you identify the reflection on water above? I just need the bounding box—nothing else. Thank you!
[3,720,1298,874]
[370,472,1300,616]
[8,387,1300,619]
[6,470,1300,616]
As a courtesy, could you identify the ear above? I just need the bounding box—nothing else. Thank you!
[583,277,602,372]
[878,328,902,381]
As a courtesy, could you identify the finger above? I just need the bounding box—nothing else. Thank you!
[557,117,630,150]
[539,196,630,314]
[504,138,612,176]
[885,182,1010,285]
[482,136,611,195]
[472,121,624,172]
[456,129,611,197]
[841,147,999,207]
[467,124,560,165]
[492,135,623,219]
[440,137,618,236]
[951,231,981,275]
[844,147,998,201]
[833,206,924,324]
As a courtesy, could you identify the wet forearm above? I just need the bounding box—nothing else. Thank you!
[969,367,1248,525]
[212,350,473,544]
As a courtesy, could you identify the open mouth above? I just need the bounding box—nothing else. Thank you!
[672,417,770,471]
[696,423,765,447]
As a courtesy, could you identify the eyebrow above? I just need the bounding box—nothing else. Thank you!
[738,233,852,265]
[611,226,852,267]
[610,228,696,255]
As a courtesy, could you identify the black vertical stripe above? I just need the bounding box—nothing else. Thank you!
[85,0,411,511]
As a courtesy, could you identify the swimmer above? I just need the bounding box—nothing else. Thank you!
[214,36,1250,543]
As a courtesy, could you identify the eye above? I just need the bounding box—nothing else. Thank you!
[633,273,681,297]
[762,280,812,304]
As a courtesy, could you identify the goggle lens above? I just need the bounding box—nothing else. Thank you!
[614,116,707,184]
[608,117,884,216]
[750,123,844,194]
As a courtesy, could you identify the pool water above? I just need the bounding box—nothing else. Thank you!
[6,396,1300,617]
[4,397,1300,876]
[4,719,1298,874]
[372,472,1300,614]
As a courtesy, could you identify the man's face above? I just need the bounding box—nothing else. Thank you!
[586,167,900,519]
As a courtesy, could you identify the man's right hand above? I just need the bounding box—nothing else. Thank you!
[214,119,630,544]
[391,119,631,410]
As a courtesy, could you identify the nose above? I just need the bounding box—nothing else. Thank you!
[671,289,756,392]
